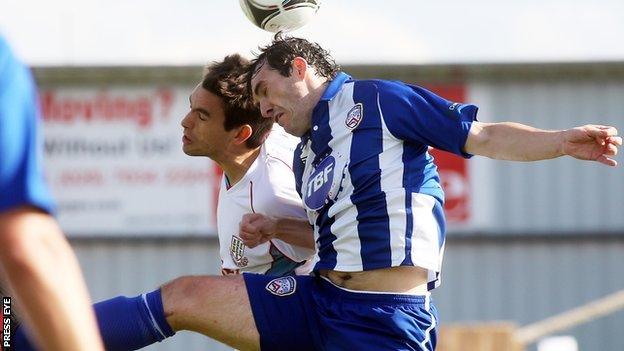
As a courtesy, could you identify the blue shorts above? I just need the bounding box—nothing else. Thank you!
[243,273,438,351]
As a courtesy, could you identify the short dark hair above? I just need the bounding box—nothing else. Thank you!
[202,54,273,149]
[247,33,340,87]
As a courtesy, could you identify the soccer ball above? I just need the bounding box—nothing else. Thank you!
[239,0,321,33]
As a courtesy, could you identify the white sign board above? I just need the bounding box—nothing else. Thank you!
[40,86,220,237]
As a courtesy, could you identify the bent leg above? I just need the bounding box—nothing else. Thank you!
[15,275,259,351]
[162,275,260,351]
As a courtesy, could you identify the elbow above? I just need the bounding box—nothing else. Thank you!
[465,122,497,159]
[0,231,42,277]
[0,212,68,274]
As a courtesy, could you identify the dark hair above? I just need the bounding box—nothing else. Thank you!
[247,33,340,87]
[202,54,273,149]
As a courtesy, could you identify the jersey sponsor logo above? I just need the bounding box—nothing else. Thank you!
[304,155,335,210]
[265,276,297,296]
[345,103,363,130]
[230,236,249,268]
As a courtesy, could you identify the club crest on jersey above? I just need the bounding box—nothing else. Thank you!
[304,155,335,210]
[230,236,248,268]
[345,103,363,130]
[265,276,297,297]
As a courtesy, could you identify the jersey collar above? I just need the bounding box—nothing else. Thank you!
[306,72,351,142]
[319,72,351,102]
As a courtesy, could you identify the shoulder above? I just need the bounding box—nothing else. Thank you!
[0,38,31,91]
[355,78,412,93]
[345,78,417,103]
[263,126,299,168]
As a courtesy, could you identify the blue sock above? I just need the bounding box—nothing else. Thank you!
[95,289,176,350]
[14,289,175,351]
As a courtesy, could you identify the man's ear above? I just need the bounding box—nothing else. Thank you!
[292,57,308,79]
[234,124,253,146]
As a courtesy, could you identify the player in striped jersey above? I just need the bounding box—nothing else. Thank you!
[238,34,621,350]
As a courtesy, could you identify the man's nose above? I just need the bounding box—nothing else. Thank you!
[181,111,193,128]
[259,100,274,119]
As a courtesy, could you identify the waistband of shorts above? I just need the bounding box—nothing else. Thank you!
[316,275,430,304]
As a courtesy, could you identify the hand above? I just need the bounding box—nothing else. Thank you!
[239,213,278,248]
[562,125,621,166]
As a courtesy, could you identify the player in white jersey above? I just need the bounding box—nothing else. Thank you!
[178,54,314,278]
[217,126,314,276]
[14,54,312,351]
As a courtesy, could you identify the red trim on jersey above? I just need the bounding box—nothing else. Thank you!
[249,181,256,213]
[266,153,293,171]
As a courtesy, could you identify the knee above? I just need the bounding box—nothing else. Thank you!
[160,276,217,327]
[163,276,208,304]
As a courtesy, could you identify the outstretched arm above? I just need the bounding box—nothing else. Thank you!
[464,122,621,166]
[239,213,315,249]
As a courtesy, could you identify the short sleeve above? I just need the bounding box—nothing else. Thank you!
[378,80,478,158]
[0,38,55,214]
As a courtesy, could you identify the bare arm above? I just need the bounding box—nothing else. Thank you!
[239,213,315,249]
[464,122,621,166]
[0,207,104,351]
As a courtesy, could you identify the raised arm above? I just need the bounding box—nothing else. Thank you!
[239,213,315,250]
[464,122,621,166]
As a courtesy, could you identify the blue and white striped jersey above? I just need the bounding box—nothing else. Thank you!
[294,72,478,289]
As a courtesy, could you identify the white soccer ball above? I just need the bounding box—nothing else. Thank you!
[239,0,321,33]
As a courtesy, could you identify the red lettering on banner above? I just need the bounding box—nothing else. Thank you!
[116,169,158,184]
[424,84,471,224]
[39,89,175,128]
[165,168,213,184]
[58,169,104,186]
[156,89,174,119]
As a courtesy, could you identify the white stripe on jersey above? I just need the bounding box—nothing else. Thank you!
[376,91,408,265]
[326,82,363,271]
[409,193,440,271]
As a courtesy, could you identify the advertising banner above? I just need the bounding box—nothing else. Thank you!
[40,82,473,236]
[41,86,219,236]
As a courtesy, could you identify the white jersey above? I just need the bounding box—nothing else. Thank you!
[217,126,315,276]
